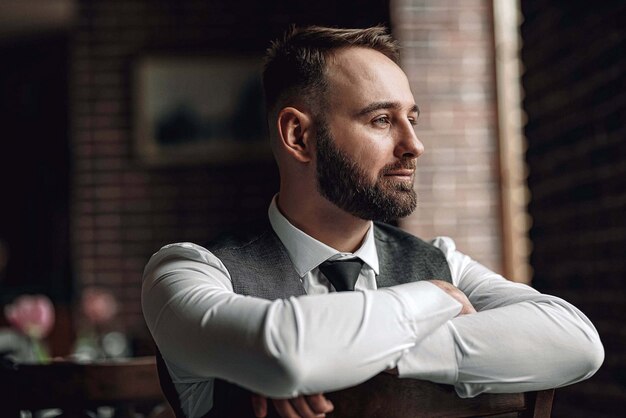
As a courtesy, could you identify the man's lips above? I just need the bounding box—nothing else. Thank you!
[384,169,415,177]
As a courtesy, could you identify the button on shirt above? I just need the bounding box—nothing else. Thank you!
[142,198,604,418]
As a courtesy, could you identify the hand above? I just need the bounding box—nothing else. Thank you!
[427,280,476,315]
[251,393,334,418]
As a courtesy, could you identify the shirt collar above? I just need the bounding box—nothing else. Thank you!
[268,195,380,277]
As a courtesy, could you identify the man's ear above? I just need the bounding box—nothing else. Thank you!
[276,107,314,163]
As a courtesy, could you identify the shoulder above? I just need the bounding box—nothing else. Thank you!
[147,242,219,267]
[205,223,274,253]
[143,242,228,282]
[203,224,291,278]
[429,236,457,258]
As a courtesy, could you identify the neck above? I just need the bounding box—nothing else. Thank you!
[277,190,371,253]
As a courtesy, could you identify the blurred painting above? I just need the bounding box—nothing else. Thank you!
[134,56,270,165]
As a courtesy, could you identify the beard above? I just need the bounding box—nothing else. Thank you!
[315,121,418,222]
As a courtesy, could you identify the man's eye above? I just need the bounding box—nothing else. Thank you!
[373,116,390,126]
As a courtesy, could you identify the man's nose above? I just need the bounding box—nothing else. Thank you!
[394,121,424,159]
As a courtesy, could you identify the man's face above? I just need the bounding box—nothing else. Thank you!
[316,119,417,222]
[314,47,424,222]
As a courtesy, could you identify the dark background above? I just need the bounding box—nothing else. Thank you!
[521,1,626,416]
[0,34,71,302]
[0,0,624,416]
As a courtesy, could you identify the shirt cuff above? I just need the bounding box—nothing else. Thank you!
[396,321,458,384]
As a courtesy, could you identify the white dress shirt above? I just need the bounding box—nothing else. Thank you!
[142,198,603,418]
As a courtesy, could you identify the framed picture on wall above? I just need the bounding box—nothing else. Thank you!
[133,55,270,165]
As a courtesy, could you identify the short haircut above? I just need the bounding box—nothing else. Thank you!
[262,25,400,117]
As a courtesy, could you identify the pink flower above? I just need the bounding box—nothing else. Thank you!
[82,287,118,325]
[4,295,55,340]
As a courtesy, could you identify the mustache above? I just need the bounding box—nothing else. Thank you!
[380,160,417,174]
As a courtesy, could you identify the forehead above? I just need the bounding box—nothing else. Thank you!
[325,47,415,112]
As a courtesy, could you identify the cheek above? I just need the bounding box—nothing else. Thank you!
[332,123,393,170]
[360,137,394,166]
[356,146,393,182]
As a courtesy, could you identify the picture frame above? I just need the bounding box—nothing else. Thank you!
[133,55,271,166]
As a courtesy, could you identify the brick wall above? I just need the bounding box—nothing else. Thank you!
[393,0,503,273]
[70,0,391,344]
[71,0,506,346]
[521,1,626,416]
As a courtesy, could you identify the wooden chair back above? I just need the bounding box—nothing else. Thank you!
[154,349,554,418]
[322,373,554,418]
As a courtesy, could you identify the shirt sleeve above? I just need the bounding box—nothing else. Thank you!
[396,236,604,396]
[141,242,463,399]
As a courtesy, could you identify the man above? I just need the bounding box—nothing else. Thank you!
[142,26,603,418]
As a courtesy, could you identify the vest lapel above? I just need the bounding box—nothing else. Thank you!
[374,222,453,287]
[212,226,306,300]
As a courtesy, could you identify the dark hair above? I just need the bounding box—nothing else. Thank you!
[262,25,399,116]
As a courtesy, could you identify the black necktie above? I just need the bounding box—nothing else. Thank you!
[318,259,364,292]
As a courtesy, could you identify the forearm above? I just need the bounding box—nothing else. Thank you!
[399,236,605,394]
[397,295,604,396]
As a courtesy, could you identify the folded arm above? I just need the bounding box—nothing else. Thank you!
[142,242,462,399]
[397,237,604,396]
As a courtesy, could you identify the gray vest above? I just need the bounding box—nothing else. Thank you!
[195,221,453,418]
[211,221,452,299]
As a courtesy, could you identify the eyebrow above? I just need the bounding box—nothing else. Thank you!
[355,101,420,117]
